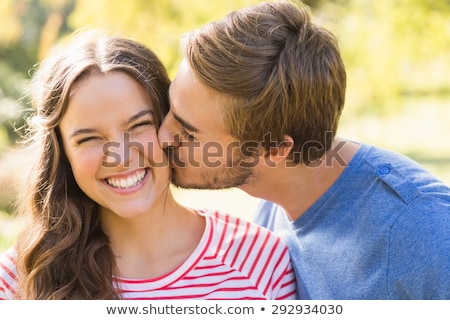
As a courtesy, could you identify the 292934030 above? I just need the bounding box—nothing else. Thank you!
[271,304,343,315]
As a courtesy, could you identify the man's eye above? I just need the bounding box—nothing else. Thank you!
[181,128,195,141]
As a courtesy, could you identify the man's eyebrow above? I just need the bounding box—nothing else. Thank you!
[172,111,199,133]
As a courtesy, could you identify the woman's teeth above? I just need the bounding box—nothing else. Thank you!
[106,169,146,189]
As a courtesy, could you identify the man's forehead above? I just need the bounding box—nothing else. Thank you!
[168,81,200,133]
[172,109,199,133]
[169,59,229,135]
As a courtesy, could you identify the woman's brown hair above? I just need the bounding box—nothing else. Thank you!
[16,30,170,299]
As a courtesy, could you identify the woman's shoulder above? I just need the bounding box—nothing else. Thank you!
[0,246,18,300]
[196,209,294,299]
[0,246,17,267]
[198,208,288,247]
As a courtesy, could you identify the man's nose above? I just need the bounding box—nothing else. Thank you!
[158,115,180,149]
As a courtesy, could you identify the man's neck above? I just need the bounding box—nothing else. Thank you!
[241,138,360,221]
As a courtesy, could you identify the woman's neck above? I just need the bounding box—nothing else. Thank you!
[101,192,206,279]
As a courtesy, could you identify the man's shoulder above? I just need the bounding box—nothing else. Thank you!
[353,143,450,200]
[253,200,280,227]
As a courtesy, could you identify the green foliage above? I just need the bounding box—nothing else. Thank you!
[0,61,28,142]
[67,0,266,77]
[1,0,449,145]
[314,0,450,114]
[0,0,23,45]
[0,0,74,142]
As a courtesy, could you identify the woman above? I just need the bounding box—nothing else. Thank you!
[0,30,296,299]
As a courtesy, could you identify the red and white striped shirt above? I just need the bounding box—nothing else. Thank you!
[0,209,297,299]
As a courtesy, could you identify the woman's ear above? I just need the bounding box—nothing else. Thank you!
[264,134,294,166]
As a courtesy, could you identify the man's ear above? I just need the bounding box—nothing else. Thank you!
[264,135,294,165]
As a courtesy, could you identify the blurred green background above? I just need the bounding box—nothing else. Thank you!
[1,0,449,251]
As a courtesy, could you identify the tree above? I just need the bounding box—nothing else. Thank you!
[0,0,74,144]
[314,0,450,113]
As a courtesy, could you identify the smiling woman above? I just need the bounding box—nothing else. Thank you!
[0,29,297,300]
[59,70,169,219]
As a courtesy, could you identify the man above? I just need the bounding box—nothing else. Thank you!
[158,0,450,299]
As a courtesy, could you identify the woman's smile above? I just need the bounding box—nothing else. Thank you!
[105,168,147,189]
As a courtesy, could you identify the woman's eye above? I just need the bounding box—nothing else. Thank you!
[131,121,154,130]
[76,136,100,145]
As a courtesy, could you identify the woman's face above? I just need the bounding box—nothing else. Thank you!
[59,70,169,219]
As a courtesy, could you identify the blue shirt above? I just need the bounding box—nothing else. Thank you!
[254,143,450,299]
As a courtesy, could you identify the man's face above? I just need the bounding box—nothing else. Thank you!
[158,59,256,189]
